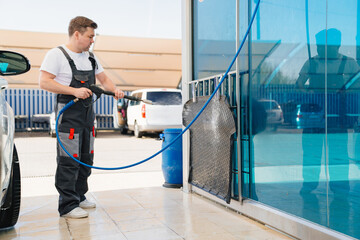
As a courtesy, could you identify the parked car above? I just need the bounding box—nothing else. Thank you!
[280,100,298,124]
[127,88,182,138]
[0,50,30,228]
[258,99,284,129]
[49,111,56,137]
[292,103,325,129]
[49,111,97,137]
[31,112,51,131]
[112,98,128,134]
[31,112,51,124]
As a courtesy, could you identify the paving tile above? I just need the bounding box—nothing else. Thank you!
[115,218,166,232]
[5,228,71,240]
[108,208,155,222]
[77,232,128,240]
[232,229,293,240]
[68,221,122,239]
[181,232,240,240]
[123,227,183,240]
[0,186,292,240]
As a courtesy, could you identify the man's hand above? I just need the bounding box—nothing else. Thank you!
[114,88,124,100]
[96,72,124,99]
[74,87,93,99]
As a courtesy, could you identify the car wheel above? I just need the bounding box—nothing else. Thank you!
[134,122,143,138]
[50,130,56,138]
[0,145,21,229]
[121,127,128,135]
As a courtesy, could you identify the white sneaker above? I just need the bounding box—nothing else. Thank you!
[79,199,96,209]
[62,207,88,219]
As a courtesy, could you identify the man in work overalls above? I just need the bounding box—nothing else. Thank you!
[39,16,124,218]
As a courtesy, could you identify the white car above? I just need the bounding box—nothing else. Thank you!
[258,99,284,130]
[0,50,30,228]
[127,88,182,138]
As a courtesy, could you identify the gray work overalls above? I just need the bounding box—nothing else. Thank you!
[55,46,96,216]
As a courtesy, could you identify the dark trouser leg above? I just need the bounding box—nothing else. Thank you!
[77,154,92,202]
[301,129,324,192]
[55,155,81,215]
[328,133,351,234]
[328,133,350,196]
[55,128,82,216]
[76,127,94,201]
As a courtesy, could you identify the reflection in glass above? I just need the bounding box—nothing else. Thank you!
[193,0,236,79]
[249,1,360,238]
[0,51,30,75]
[296,28,357,197]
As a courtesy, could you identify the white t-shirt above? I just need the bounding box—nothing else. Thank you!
[40,44,104,86]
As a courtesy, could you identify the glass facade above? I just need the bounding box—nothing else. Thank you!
[193,0,236,79]
[192,0,360,238]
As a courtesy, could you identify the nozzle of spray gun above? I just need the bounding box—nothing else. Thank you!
[123,94,153,105]
[142,99,153,104]
[89,84,153,105]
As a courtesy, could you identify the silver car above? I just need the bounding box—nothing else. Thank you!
[258,99,284,130]
[0,50,30,228]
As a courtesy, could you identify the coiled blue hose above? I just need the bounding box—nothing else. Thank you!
[56,0,261,170]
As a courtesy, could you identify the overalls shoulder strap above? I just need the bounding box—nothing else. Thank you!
[309,56,318,74]
[338,55,347,74]
[88,51,97,71]
[58,46,97,71]
[57,46,77,71]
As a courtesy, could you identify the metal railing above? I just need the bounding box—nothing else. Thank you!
[190,71,240,199]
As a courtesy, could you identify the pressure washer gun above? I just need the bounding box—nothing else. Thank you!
[89,84,153,104]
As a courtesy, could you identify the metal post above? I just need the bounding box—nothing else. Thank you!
[192,82,198,103]
[215,76,220,100]
[236,0,243,203]
[357,0,360,64]
[181,0,192,193]
[248,0,254,201]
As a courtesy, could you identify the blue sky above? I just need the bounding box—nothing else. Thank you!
[0,0,181,39]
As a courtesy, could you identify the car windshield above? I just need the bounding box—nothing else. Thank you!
[146,91,182,105]
[300,104,322,112]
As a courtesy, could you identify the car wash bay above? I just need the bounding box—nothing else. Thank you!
[0,132,291,240]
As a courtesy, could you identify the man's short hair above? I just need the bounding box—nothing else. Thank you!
[68,16,98,36]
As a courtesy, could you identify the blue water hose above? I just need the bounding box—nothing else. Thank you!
[56,0,261,170]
